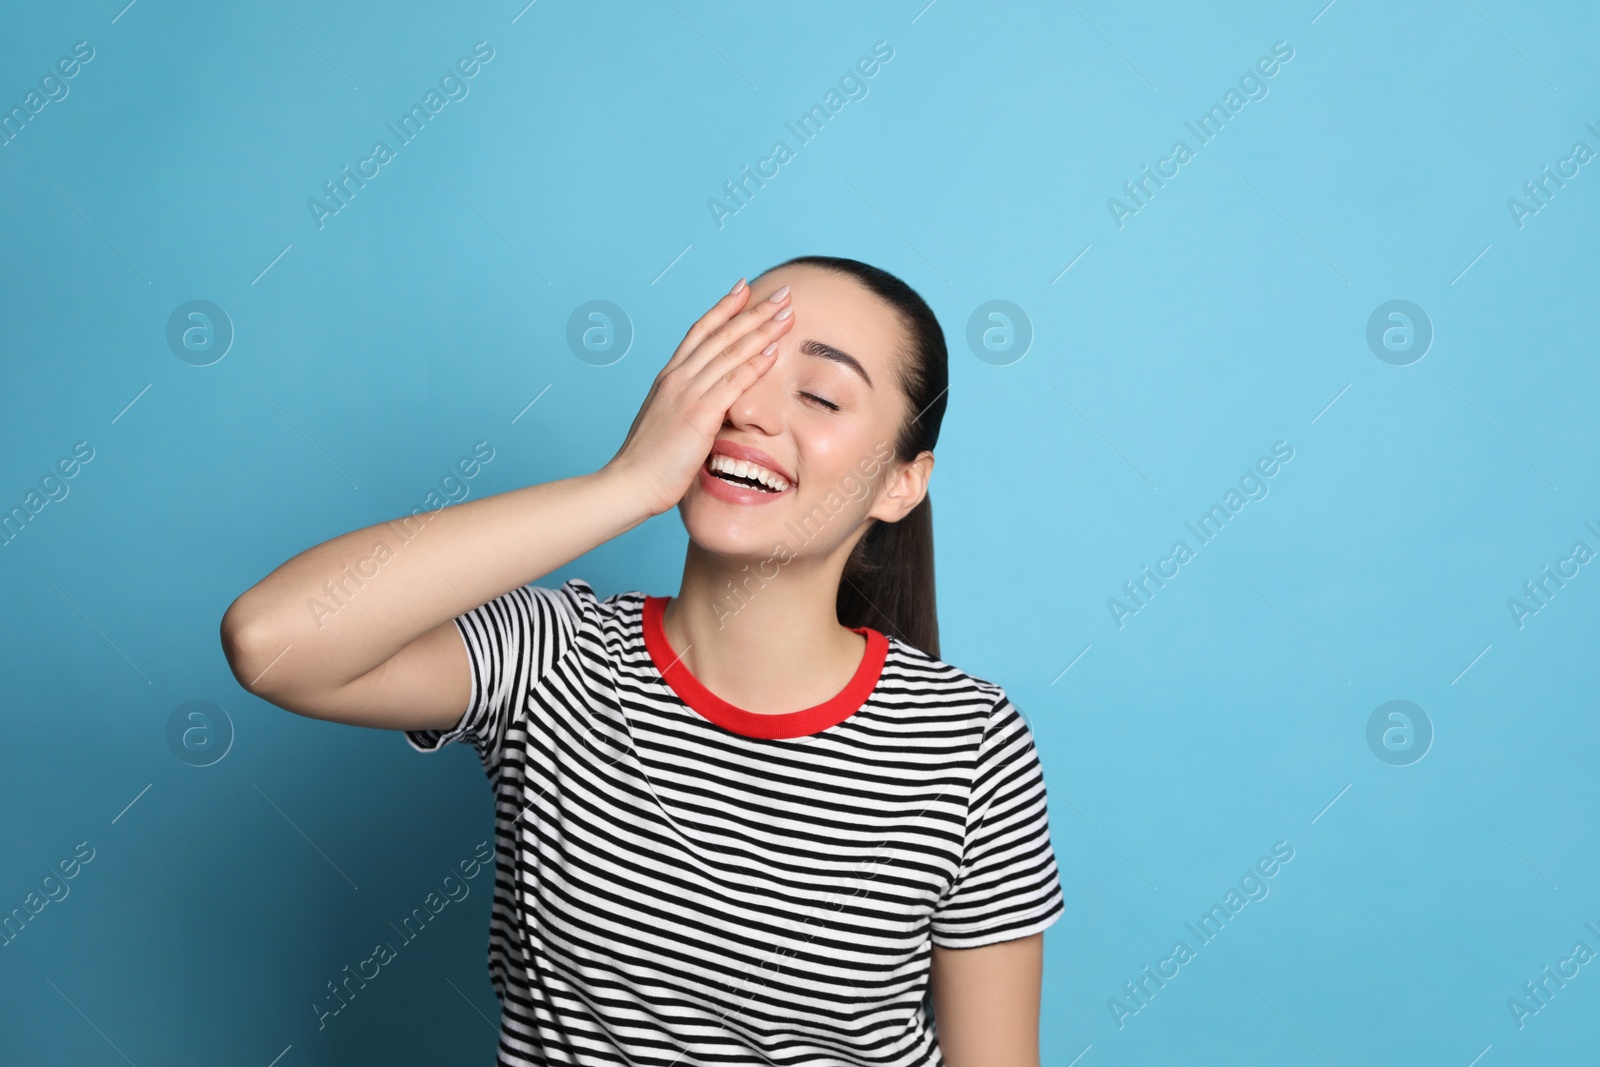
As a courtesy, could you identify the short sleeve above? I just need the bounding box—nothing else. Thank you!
[931,692,1065,949]
[404,577,594,765]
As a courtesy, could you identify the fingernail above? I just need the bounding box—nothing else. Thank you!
[767,284,790,304]
[762,342,778,356]
[730,277,747,295]
[774,306,793,320]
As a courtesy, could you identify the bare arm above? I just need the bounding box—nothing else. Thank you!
[219,470,651,730]
[930,934,1045,1067]
[219,278,796,730]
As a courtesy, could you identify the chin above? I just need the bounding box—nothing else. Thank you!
[678,494,791,558]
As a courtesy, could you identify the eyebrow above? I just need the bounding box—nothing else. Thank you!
[799,339,874,389]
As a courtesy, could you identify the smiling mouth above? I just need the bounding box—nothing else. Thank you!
[704,454,793,493]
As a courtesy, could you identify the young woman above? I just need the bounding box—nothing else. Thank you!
[221,256,1064,1066]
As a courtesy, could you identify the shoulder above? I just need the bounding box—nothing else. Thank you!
[875,634,1018,732]
[875,639,1048,809]
[874,637,1046,773]
[531,577,642,619]
[536,578,655,653]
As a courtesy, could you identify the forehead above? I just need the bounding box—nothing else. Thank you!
[753,264,906,382]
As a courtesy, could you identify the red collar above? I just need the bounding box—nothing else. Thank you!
[641,595,887,739]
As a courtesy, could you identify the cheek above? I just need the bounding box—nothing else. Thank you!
[800,433,851,472]
[798,431,883,507]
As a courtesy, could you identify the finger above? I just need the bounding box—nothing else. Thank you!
[698,342,782,416]
[686,306,794,399]
[681,302,793,398]
[662,281,751,376]
[676,284,792,381]
[690,316,789,409]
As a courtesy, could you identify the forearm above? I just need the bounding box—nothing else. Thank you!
[222,467,649,695]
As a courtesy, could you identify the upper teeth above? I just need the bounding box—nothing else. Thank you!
[708,454,791,492]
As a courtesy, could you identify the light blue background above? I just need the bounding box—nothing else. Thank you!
[2,1,1597,1064]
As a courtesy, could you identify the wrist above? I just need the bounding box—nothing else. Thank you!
[588,463,662,530]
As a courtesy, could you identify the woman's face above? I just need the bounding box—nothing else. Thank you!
[677,264,932,563]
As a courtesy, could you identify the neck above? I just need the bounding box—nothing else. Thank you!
[664,540,867,715]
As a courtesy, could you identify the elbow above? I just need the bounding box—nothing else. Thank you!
[219,597,355,722]
[219,597,289,698]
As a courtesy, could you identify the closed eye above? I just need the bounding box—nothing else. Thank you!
[801,392,840,412]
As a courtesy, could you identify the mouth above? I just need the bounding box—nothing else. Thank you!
[697,439,798,507]
[702,453,793,494]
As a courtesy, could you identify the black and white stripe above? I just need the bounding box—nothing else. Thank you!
[407,578,1064,1065]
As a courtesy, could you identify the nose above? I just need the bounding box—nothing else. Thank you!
[722,345,786,434]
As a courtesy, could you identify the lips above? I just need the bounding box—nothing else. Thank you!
[697,464,788,505]
[697,439,796,506]
[706,440,796,487]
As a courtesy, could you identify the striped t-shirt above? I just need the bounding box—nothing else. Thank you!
[406,578,1064,1065]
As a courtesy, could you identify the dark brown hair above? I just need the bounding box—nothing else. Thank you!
[758,255,949,659]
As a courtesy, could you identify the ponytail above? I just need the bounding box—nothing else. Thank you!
[837,492,939,659]
[757,255,950,659]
